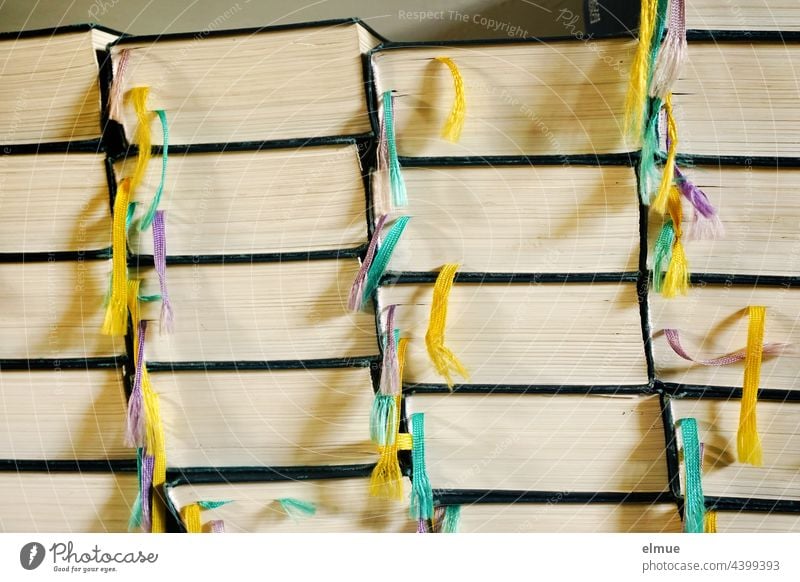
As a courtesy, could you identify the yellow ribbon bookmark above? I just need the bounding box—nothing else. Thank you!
[426,264,468,387]
[435,57,466,142]
[738,306,766,466]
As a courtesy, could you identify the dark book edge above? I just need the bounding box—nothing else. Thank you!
[107,135,369,161]
[0,249,111,262]
[371,32,635,51]
[661,393,683,505]
[0,357,125,370]
[404,384,655,395]
[0,23,125,41]
[381,271,640,284]
[659,382,800,402]
[398,153,638,166]
[0,459,136,471]
[0,141,104,154]
[432,490,673,506]
[129,248,365,266]
[687,30,800,42]
[676,154,800,168]
[144,357,379,372]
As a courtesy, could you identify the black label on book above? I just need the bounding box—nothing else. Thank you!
[583,0,639,37]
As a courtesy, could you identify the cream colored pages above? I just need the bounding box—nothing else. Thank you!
[0,472,137,533]
[687,1,800,31]
[649,286,800,390]
[152,367,376,467]
[111,24,372,145]
[648,165,800,277]
[0,153,110,253]
[0,32,102,144]
[673,42,800,156]
[405,393,669,492]
[671,398,800,501]
[0,260,124,359]
[0,368,129,459]
[377,165,639,273]
[714,511,800,533]
[457,502,681,533]
[120,144,366,255]
[90,28,119,51]
[138,259,378,362]
[380,282,648,385]
[371,40,636,157]
[168,477,415,533]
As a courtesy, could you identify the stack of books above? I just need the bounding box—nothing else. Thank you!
[367,30,679,534]
[649,1,800,533]
[104,19,415,533]
[0,24,137,532]
[1,3,799,534]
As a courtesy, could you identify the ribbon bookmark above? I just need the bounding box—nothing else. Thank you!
[663,328,787,366]
[370,338,409,501]
[679,418,705,533]
[130,87,153,194]
[360,216,411,305]
[348,214,389,312]
[108,49,130,123]
[624,0,660,138]
[426,264,468,387]
[650,0,687,99]
[140,110,169,230]
[409,413,434,524]
[738,306,766,466]
[434,57,466,142]
[382,90,407,207]
[152,210,175,334]
[102,178,131,336]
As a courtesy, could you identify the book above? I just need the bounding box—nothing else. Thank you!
[672,40,800,157]
[448,501,682,533]
[0,367,128,460]
[669,396,800,501]
[0,470,137,533]
[107,20,382,147]
[380,281,648,386]
[370,38,637,157]
[374,164,640,274]
[649,285,799,391]
[710,510,800,533]
[150,367,376,468]
[136,259,378,363]
[166,474,414,533]
[687,1,800,31]
[118,141,368,257]
[0,260,124,359]
[0,152,111,255]
[0,25,119,146]
[404,393,669,493]
[647,164,800,277]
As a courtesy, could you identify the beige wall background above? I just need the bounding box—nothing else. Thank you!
[0,0,581,40]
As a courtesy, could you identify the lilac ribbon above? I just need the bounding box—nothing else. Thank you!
[140,454,155,533]
[347,213,389,312]
[125,320,148,447]
[153,210,175,334]
[664,328,788,366]
[674,167,716,219]
[379,305,399,396]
